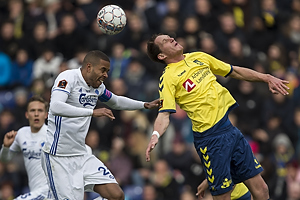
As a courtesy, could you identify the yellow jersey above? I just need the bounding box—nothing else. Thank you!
[158,52,237,132]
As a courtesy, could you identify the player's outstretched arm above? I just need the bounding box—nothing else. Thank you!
[104,93,159,110]
[229,66,289,95]
[145,112,170,162]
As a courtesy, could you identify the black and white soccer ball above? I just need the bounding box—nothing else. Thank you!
[97,5,126,35]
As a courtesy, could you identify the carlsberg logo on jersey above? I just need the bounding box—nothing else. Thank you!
[22,148,41,159]
[79,94,98,107]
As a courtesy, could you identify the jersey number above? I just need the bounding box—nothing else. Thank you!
[98,167,110,175]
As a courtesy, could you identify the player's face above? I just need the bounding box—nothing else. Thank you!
[25,101,47,133]
[155,35,183,60]
[89,59,110,88]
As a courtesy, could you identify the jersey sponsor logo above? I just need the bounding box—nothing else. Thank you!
[191,67,211,83]
[79,93,98,107]
[183,79,196,92]
[22,148,41,159]
[57,80,68,89]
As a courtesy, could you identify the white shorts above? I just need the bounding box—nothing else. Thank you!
[41,152,117,200]
[14,187,52,200]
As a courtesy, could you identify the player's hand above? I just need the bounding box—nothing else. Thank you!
[145,135,159,162]
[196,179,209,199]
[93,108,115,121]
[144,99,160,109]
[266,74,289,95]
[3,130,17,148]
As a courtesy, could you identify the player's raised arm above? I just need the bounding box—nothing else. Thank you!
[0,130,18,162]
[145,112,170,162]
[229,66,289,95]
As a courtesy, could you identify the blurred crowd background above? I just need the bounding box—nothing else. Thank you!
[0,0,300,199]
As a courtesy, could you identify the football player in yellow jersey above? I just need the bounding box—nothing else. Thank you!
[145,34,289,200]
[196,179,251,200]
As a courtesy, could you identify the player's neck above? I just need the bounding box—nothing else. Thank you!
[166,54,185,64]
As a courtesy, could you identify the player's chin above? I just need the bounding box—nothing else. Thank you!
[93,81,102,88]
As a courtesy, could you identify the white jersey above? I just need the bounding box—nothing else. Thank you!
[9,124,48,192]
[43,69,111,156]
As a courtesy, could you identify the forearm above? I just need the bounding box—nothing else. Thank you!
[104,94,145,110]
[153,112,170,137]
[229,66,270,82]
[0,146,15,163]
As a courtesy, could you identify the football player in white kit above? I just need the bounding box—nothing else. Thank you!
[0,96,52,200]
[41,50,160,200]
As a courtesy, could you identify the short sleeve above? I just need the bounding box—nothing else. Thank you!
[203,53,232,77]
[158,73,176,113]
[52,70,74,95]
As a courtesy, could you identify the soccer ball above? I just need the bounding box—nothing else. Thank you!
[97,5,126,35]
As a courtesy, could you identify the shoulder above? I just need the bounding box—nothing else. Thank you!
[15,126,31,139]
[55,69,78,86]
[17,126,31,133]
[57,69,78,78]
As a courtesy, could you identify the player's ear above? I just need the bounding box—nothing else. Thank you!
[25,111,29,119]
[86,63,92,72]
[157,53,166,60]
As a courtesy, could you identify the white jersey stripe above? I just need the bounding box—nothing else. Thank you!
[45,152,59,200]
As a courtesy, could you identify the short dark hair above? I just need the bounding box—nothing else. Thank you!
[83,50,110,67]
[27,95,48,111]
[147,33,166,64]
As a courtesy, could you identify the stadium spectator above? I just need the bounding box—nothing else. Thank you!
[0,20,20,59]
[24,21,54,60]
[9,48,33,88]
[32,47,63,88]
[54,13,87,60]
[0,51,11,89]
[149,159,180,200]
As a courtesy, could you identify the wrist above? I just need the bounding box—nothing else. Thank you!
[152,131,160,139]
[144,102,148,109]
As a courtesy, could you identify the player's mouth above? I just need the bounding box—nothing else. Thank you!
[34,119,40,123]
